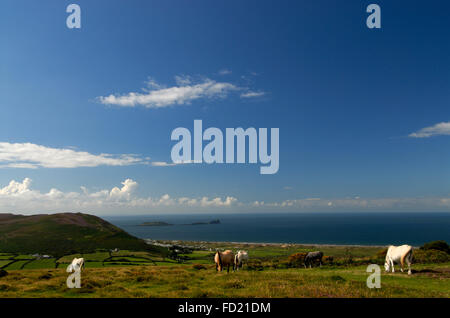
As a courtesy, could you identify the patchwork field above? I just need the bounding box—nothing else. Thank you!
[0,242,449,298]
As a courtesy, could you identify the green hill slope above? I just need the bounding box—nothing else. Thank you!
[0,212,165,256]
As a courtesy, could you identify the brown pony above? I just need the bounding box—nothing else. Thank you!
[214,250,235,273]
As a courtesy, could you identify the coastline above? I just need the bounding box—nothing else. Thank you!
[145,239,390,248]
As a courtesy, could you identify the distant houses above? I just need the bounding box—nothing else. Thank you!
[31,254,52,259]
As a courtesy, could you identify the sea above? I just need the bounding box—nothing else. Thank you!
[105,212,450,246]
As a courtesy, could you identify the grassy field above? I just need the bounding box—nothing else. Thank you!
[0,242,449,298]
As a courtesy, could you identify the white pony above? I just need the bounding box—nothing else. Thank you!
[384,245,413,275]
[234,250,249,270]
[66,257,85,273]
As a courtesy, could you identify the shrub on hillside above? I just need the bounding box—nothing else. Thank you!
[273,259,291,269]
[413,248,450,263]
[322,256,334,265]
[372,248,388,264]
[192,264,206,270]
[269,259,279,269]
[421,241,450,254]
[246,259,264,271]
[288,252,307,268]
[375,248,388,259]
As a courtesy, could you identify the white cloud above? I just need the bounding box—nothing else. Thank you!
[218,69,232,75]
[0,178,32,195]
[151,161,176,167]
[409,121,450,138]
[240,90,266,98]
[143,77,163,90]
[98,77,240,108]
[0,142,146,169]
[174,75,193,86]
[150,160,198,167]
[253,196,450,212]
[0,178,239,214]
[200,196,237,207]
[151,161,182,167]
[109,179,138,200]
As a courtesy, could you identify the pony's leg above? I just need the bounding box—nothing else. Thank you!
[390,259,395,272]
[407,255,412,275]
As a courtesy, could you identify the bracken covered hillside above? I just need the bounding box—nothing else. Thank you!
[0,213,164,256]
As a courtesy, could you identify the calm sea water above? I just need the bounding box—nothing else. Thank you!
[105,213,450,246]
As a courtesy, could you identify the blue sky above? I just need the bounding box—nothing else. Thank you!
[0,0,449,214]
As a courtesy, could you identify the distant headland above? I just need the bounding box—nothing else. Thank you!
[188,219,221,225]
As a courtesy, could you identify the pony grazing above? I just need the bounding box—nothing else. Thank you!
[384,245,413,275]
[304,251,323,268]
[214,250,235,273]
[234,250,249,270]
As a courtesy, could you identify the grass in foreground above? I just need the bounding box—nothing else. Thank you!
[0,262,449,298]
[1,242,449,298]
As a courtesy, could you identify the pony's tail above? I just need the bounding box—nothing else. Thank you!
[400,246,412,267]
[216,251,222,268]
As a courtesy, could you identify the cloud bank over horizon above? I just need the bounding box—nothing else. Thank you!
[1,178,450,215]
[0,178,238,214]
